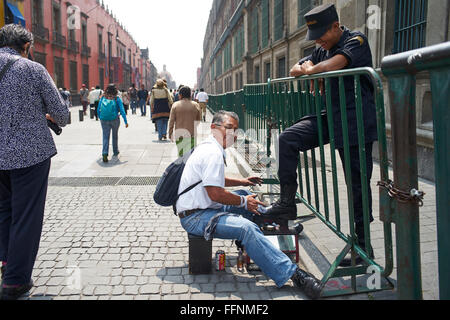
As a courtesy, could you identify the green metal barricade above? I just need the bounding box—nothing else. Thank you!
[382,42,450,300]
[210,66,395,298]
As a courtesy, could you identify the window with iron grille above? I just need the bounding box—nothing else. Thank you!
[277,57,286,78]
[224,41,232,72]
[82,64,89,88]
[393,0,428,53]
[34,51,46,68]
[234,24,244,65]
[69,61,78,91]
[32,0,44,26]
[250,7,259,55]
[273,0,284,42]
[99,67,104,89]
[216,52,223,77]
[255,65,260,83]
[264,61,271,81]
[52,2,61,33]
[54,57,64,89]
[261,0,270,49]
[298,0,313,28]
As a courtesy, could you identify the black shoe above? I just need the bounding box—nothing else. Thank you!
[263,184,298,220]
[340,226,374,267]
[291,268,323,300]
[289,222,304,235]
[339,250,374,267]
[102,155,108,163]
[0,280,34,300]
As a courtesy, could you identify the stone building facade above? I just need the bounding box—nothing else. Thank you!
[199,0,449,181]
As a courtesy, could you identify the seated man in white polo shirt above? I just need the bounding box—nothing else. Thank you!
[176,110,323,300]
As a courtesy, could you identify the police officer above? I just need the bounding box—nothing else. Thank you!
[264,4,378,266]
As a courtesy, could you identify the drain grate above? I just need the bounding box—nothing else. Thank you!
[48,177,161,187]
[116,176,161,186]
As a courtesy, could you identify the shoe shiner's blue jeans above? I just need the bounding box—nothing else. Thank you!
[180,190,298,288]
[101,118,120,156]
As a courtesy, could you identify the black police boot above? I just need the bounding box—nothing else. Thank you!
[263,184,298,220]
[339,225,374,267]
[291,267,323,300]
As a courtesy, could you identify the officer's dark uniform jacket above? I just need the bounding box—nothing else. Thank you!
[298,26,378,149]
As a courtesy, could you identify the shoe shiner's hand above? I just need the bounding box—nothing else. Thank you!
[246,195,266,215]
[241,177,263,186]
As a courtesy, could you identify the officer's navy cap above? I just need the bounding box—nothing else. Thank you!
[304,4,339,41]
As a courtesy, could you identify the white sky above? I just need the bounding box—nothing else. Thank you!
[102,0,213,88]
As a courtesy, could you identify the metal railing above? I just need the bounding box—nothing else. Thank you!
[32,24,49,43]
[81,45,91,58]
[51,31,66,48]
[382,41,450,300]
[67,39,80,54]
[209,66,395,298]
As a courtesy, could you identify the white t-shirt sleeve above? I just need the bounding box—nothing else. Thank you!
[201,152,225,187]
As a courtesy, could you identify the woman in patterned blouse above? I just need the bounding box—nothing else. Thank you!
[0,24,70,300]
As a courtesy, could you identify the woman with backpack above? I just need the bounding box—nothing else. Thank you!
[98,84,129,163]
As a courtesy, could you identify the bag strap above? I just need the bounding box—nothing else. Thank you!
[177,181,202,199]
[172,180,202,216]
[0,56,20,84]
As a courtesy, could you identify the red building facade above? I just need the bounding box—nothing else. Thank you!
[21,0,155,103]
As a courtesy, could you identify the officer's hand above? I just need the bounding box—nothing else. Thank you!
[300,60,315,75]
[246,195,265,215]
[290,64,304,77]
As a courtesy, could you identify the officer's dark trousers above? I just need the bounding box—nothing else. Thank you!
[0,158,51,285]
[278,115,374,233]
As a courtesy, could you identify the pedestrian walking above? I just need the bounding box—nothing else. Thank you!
[128,83,138,115]
[168,86,201,156]
[98,84,129,163]
[121,90,130,114]
[79,84,89,116]
[151,79,173,141]
[89,85,103,121]
[0,24,70,300]
[137,84,149,116]
[196,88,209,122]
[63,88,72,107]
[174,84,183,102]
[88,87,96,117]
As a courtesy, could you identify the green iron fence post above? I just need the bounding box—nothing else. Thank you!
[430,66,450,300]
[383,42,450,300]
[387,72,423,300]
